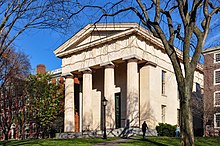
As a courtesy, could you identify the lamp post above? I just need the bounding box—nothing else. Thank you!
[102,97,108,139]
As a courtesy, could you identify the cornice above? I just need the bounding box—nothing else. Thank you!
[54,23,203,73]
[55,28,136,57]
[202,46,220,55]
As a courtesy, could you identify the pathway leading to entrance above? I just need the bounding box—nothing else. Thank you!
[92,138,132,146]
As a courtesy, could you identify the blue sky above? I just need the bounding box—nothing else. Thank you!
[14,29,71,73]
[12,1,220,73]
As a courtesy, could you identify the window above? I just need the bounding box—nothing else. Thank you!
[214,91,220,106]
[214,70,220,84]
[215,53,220,63]
[162,70,166,95]
[214,113,220,128]
[196,83,201,93]
[161,105,166,123]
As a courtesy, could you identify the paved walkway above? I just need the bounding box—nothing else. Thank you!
[92,138,132,146]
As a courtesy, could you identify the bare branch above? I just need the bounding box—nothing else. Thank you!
[160,6,178,44]
[189,26,203,71]
[154,0,161,23]
[136,0,158,37]
[136,0,149,21]
[177,0,188,25]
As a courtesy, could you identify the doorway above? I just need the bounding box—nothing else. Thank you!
[115,93,121,128]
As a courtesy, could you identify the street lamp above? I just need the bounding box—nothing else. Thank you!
[102,97,108,139]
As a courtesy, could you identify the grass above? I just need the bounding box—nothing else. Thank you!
[119,136,220,146]
[0,138,117,146]
[0,137,220,146]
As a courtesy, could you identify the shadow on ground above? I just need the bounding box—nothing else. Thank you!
[0,139,43,146]
[129,137,168,146]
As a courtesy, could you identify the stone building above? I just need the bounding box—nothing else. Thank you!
[54,23,203,133]
[203,47,220,136]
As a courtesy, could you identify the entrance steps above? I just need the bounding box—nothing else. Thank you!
[56,128,157,139]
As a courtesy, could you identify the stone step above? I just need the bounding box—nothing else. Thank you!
[56,128,157,139]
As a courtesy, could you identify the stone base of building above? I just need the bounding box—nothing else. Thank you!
[56,128,157,139]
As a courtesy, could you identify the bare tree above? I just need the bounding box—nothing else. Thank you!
[0,0,77,57]
[0,48,31,140]
[62,1,220,145]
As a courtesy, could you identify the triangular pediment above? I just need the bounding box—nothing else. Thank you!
[54,23,142,57]
[73,30,124,48]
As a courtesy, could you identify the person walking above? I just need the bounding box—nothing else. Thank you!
[175,125,180,137]
[142,121,148,139]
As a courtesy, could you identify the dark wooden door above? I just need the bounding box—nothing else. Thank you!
[115,93,121,128]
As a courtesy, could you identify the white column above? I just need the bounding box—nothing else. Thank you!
[140,62,156,127]
[82,69,93,131]
[104,64,115,129]
[64,75,75,132]
[79,92,83,132]
[127,58,139,127]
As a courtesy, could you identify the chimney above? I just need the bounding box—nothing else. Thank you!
[37,64,46,74]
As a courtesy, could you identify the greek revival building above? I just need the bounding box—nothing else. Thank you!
[54,23,203,132]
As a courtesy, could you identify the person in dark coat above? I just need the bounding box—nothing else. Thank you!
[142,121,148,139]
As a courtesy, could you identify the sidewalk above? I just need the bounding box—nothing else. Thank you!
[92,138,132,146]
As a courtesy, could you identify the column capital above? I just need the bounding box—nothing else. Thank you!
[79,67,92,74]
[127,58,139,63]
[62,72,73,79]
[101,61,115,68]
[145,61,157,67]
[122,54,142,61]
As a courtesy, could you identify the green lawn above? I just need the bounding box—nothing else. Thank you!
[120,137,220,146]
[0,138,116,146]
[0,137,220,146]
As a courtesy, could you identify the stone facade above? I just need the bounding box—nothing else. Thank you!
[203,47,220,136]
[54,23,204,133]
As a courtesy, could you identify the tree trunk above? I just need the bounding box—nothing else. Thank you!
[4,130,9,140]
[179,82,195,146]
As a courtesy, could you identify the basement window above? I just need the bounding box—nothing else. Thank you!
[214,113,220,128]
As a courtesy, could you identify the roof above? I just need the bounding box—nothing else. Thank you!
[54,23,166,58]
[53,22,203,72]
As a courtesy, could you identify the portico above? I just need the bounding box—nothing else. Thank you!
[54,23,203,133]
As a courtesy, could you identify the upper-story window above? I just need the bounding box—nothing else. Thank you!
[214,69,220,84]
[162,70,166,95]
[214,91,220,107]
[214,113,220,128]
[215,53,220,63]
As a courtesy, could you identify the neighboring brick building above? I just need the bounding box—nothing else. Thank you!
[38,65,81,133]
[37,64,64,85]
[203,46,220,136]
[36,64,46,74]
